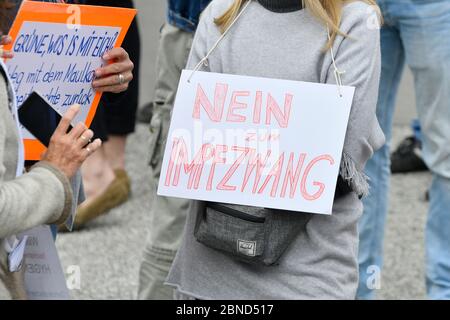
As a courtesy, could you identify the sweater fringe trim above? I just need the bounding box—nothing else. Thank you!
[340,152,370,198]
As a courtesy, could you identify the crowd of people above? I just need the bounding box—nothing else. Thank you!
[0,0,449,300]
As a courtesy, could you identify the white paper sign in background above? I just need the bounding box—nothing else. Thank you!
[158,71,355,215]
[6,21,121,139]
[18,226,70,300]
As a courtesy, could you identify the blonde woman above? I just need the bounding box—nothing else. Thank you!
[165,0,384,299]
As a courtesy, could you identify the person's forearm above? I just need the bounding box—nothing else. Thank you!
[0,164,72,238]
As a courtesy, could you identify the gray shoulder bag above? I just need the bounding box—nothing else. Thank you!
[194,176,351,266]
[194,203,312,266]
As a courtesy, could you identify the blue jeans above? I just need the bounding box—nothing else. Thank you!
[167,0,212,32]
[358,0,450,300]
[411,119,422,143]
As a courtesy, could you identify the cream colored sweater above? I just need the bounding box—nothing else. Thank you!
[0,71,72,299]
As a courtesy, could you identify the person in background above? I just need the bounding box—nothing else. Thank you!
[69,0,141,230]
[358,0,450,300]
[137,0,212,300]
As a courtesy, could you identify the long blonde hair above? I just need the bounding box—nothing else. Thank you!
[215,0,381,48]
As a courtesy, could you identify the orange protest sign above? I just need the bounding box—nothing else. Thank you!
[4,1,136,160]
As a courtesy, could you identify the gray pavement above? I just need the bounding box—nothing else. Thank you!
[55,1,430,300]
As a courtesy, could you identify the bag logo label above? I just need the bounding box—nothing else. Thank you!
[237,240,256,257]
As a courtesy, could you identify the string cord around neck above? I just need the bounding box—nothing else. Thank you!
[327,25,346,97]
[188,1,346,99]
[188,0,253,83]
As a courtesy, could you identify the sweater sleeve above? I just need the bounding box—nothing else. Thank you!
[0,120,73,239]
[322,2,385,197]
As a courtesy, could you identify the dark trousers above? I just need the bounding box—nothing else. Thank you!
[88,0,141,141]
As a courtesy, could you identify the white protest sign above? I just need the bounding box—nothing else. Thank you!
[7,21,120,137]
[157,70,355,215]
[18,226,70,300]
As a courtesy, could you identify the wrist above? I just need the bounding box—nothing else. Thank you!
[31,161,74,225]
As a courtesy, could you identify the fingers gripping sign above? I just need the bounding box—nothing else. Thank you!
[92,47,134,93]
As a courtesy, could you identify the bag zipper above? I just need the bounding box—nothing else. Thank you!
[206,203,266,223]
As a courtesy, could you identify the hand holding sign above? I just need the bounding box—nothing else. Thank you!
[4,34,134,93]
[0,35,13,59]
[5,1,137,160]
[92,47,134,93]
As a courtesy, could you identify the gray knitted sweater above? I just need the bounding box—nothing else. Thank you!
[166,0,385,299]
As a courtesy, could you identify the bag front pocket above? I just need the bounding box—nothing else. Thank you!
[194,203,267,263]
